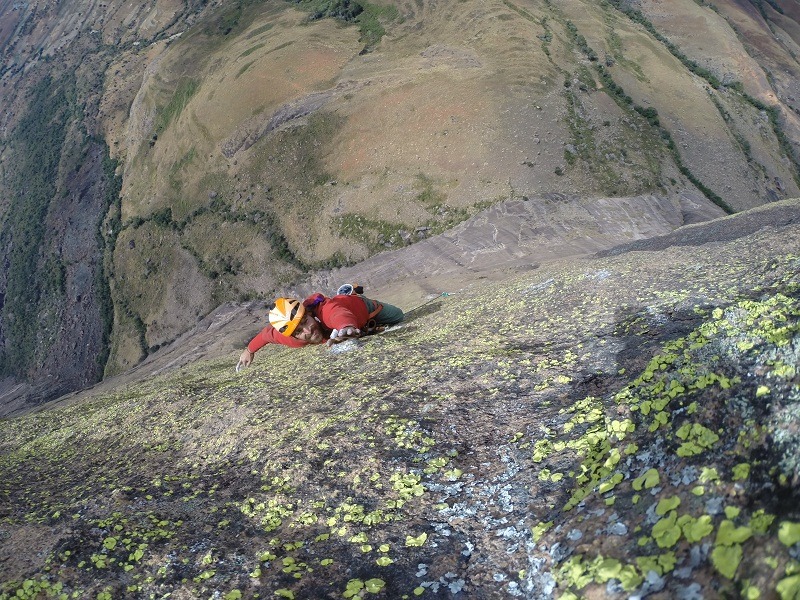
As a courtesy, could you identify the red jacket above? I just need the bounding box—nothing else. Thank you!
[247,294,373,351]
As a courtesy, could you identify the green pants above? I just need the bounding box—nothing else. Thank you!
[361,296,404,325]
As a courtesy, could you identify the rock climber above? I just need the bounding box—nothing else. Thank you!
[237,287,404,369]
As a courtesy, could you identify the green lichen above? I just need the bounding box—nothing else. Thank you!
[711,544,743,579]
[1,213,798,599]
[779,522,800,547]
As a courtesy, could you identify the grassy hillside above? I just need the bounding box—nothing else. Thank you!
[0,75,72,376]
[2,0,800,413]
[1,201,798,599]
[98,0,800,376]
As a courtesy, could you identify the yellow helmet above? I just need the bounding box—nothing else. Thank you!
[269,298,305,337]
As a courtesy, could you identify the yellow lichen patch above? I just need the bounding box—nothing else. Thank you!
[2,213,799,598]
[778,522,800,547]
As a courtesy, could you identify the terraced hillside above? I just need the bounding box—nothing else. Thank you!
[1,0,799,407]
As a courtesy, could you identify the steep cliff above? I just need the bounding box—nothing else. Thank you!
[0,199,798,599]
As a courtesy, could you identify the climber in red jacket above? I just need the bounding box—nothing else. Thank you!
[237,291,404,368]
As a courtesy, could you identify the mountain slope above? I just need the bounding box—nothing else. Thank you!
[1,199,798,599]
[2,0,800,409]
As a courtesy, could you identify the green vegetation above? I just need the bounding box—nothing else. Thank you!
[592,56,733,211]
[562,87,643,195]
[741,94,800,187]
[96,147,123,373]
[605,0,722,88]
[558,23,666,195]
[0,74,73,376]
[154,78,199,135]
[125,191,301,268]
[243,111,342,245]
[184,245,243,283]
[292,0,398,47]
[563,17,732,207]
[193,0,289,45]
[266,40,295,55]
[635,105,659,127]
[605,27,647,81]
[238,42,266,58]
[604,0,800,185]
[667,139,733,212]
[264,111,341,204]
[501,0,536,24]
[167,147,198,192]
[236,60,256,79]
[40,254,66,299]
[564,90,593,167]
[555,82,661,196]
[355,2,398,48]
[213,2,246,36]
[333,198,484,254]
[594,62,631,105]
[302,0,363,21]
[332,174,491,252]
[413,173,446,209]
[124,298,149,359]
[499,1,552,58]
[566,21,598,62]
[540,16,553,57]
[709,96,757,167]
[246,22,274,38]
[333,213,402,251]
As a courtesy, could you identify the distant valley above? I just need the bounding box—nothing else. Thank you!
[1,0,799,408]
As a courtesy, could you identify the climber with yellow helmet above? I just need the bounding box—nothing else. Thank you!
[236,288,404,369]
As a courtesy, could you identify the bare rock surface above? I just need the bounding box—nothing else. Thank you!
[1,199,798,599]
[22,190,724,412]
[293,192,726,310]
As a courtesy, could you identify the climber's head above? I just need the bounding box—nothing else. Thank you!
[269,298,305,337]
[270,298,325,343]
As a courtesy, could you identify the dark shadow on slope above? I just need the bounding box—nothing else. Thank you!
[608,292,800,513]
[611,301,708,377]
[402,299,445,322]
[597,199,800,257]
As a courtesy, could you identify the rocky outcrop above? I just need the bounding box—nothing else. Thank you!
[1,199,798,599]
[293,192,727,305]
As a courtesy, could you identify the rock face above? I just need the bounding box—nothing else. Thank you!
[292,192,727,306]
[0,199,798,599]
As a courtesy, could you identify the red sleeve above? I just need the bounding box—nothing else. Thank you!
[317,296,369,330]
[247,325,307,351]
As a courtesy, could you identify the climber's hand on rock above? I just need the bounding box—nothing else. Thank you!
[327,326,361,346]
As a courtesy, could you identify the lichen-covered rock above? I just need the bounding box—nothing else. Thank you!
[0,200,799,599]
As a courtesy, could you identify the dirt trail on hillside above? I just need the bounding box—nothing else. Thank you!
[13,190,729,417]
